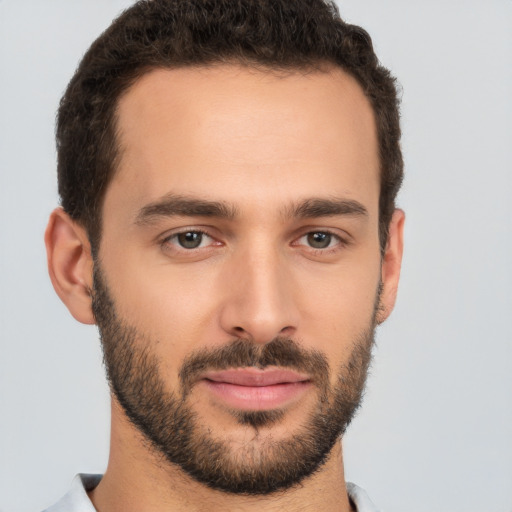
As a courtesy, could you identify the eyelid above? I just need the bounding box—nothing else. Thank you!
[159,227,221,251]
[293,227,349,243]
[291,228,351,254]
[157,225,351,257]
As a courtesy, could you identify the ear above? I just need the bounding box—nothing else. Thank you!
[45,207,96,325]
[376,209,405,324]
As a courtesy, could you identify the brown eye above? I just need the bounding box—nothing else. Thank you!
[306,232,332,249]
[177,231,204,249]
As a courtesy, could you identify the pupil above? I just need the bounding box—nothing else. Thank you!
[178,232,202,249]
[307,232,331,249]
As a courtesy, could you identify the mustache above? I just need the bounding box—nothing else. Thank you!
[179,337,330,392]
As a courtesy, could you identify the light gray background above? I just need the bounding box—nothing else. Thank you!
[1,1,511,511]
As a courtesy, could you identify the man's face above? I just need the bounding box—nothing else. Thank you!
[94,65,385,493]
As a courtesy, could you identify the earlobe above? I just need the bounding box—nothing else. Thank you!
[376,209,405,324]
[45,208,96,325]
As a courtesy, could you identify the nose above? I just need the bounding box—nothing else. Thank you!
[219,245,299,344]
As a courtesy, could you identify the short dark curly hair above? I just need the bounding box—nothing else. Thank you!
[57,0,403,254]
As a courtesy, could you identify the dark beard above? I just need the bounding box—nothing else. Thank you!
[92,265,377,495]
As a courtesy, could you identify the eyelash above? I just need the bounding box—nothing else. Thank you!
[293,231,348,254]
[159,228,349,255]
[161,229,217,251]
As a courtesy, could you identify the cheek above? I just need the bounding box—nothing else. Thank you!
[292,257,381,361]
[103,253,225,361]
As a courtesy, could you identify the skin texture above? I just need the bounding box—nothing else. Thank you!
[45,65,404,512]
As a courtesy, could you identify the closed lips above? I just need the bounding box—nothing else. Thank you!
[201,368,311,386]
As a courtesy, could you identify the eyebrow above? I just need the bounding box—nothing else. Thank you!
[135,194,238,225]
[134,194,368,225]
[285,197,368,219]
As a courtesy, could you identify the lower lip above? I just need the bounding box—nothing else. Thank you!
[201,380,311,410]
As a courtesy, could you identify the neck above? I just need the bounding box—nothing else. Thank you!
[89,400,354,512]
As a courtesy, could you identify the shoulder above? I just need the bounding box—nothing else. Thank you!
[347,482,381,512]
[43,474,101,512]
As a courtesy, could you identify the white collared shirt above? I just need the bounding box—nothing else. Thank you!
[44,474,380,512]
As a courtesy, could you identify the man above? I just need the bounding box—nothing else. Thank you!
[44,0,404,510]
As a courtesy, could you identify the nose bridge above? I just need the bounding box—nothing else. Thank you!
[219,239,298,343]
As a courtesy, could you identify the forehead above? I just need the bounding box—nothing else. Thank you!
[107,64,379,220]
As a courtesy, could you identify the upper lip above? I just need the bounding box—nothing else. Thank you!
[202,367,311,387]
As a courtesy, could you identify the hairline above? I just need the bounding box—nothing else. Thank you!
[85,59,387,256]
